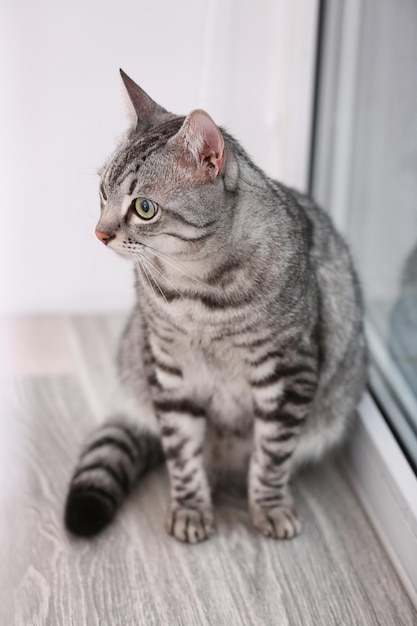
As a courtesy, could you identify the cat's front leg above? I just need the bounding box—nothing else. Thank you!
[155,398,214,544]
[249,370,317,539]
[249,416,303,539]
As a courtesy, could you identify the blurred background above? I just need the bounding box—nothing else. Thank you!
[0,0,318,314]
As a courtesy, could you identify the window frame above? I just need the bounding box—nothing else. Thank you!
[310,0,417,605]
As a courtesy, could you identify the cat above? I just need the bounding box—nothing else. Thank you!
[65,69,367,544]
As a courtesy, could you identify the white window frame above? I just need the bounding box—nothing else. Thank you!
[343,393,417,606]
[311,0,417,606]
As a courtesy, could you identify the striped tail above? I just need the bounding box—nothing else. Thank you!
[65,419,163,537]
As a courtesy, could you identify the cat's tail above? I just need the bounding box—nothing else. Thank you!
[65,418,163,537]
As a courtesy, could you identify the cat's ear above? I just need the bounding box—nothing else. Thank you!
[171,110,225,180]
[120,69,168,129]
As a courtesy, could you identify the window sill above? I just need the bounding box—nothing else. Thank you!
[342,392,417,607]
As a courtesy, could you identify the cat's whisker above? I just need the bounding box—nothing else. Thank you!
[135,253,168,304]
[133,256,148,293]
[134,255,158,300]
[133,256,145,287]
[140,243,216,291]
[138,243,196,275]
[140,255,169,304]
[140,253,185,300]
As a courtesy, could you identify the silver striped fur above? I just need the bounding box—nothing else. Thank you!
[65,71,367,543]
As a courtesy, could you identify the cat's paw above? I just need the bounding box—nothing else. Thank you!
[166,504,215,544]
[250,503,302,539]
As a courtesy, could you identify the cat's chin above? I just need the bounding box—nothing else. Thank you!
[110,245,135,261]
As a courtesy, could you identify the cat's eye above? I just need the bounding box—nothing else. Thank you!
[100,182,108,201]
[134,197,158,220]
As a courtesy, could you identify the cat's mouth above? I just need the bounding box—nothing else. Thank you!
[94,228,137,259]
[112,242,137,259]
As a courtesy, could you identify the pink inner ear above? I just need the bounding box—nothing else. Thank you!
[183,110,225,176]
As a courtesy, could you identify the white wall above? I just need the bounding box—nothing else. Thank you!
[0,0,318,314]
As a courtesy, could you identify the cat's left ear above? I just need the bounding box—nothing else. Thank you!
[120,69,168,130]
[171,110,225,180]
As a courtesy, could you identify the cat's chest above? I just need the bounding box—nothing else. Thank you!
[182,333,253,429]
[148,309,255,433]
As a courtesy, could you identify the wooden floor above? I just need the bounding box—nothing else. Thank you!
[1,315,416,626]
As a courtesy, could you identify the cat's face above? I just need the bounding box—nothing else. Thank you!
[96,72,227,264]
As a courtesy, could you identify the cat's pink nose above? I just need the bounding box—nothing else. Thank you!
[95,230,115,245]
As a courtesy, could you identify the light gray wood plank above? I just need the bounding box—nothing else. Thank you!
[1,315,416,626]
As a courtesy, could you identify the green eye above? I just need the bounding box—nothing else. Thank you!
[134,197,157,220]
[100,182,107,201]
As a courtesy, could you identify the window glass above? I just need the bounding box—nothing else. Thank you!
[312,0,417,466]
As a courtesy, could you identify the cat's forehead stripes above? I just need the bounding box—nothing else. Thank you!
[107,117,185,188]
[128,178,138,196]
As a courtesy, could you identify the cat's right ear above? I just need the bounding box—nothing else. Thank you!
[169,110,225,181]
[120,69,168,130]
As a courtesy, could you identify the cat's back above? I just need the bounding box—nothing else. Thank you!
[292,188,364,356]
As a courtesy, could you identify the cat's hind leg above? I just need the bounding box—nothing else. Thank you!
[65,417,163,536]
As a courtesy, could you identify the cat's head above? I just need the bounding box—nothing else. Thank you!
[96,71,236,266]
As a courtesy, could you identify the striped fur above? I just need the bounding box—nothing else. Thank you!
[65,420,163,536]
[65,72,367,542]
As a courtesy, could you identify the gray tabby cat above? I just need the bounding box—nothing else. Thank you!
[65,70,367,543]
